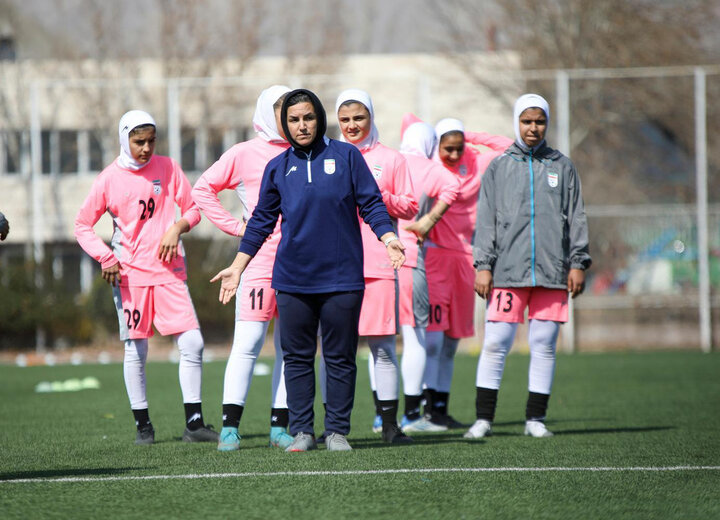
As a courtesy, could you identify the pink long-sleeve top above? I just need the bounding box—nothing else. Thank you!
[191,137,289,279]
[398,152,460,267]
[74,155,201,287]
[428,131,513,255]
[359,142,418,279]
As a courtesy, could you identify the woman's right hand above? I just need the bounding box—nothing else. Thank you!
[102,262,122,286]
[210,266,242,305]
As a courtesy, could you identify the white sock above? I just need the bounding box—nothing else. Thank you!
[368,335,399,401]
[176,328,204,403]
[436,335,459,393]
[271,319,288,408]
[123,338,149,409]
[476,321,518,389]
[528,319,560,395]
[423,330,444,390]
[401,325,426,396]
[222,321,268,406]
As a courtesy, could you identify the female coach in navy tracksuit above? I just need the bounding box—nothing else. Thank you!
[212,89,406,451]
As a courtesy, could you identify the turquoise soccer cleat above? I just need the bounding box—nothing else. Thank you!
[269,426,294,449]
[217,426,241,451]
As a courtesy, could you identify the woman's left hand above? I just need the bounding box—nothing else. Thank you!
[386,239,406,270]
[158,223,182,263]
[567,268,586,298]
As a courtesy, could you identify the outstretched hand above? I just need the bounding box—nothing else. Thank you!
[210,266,242,305]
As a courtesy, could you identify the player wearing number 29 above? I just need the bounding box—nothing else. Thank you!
[74,110,218,445]
[466,94,591,440]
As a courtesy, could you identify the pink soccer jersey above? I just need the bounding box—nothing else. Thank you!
[428,131,513,255]
[359,143,418,279]
[398,152,460,267]
[74,155,201,287]
[192,137,289,281]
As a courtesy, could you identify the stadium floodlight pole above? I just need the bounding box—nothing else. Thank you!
[694,67,711,353]
[556,69,575,354]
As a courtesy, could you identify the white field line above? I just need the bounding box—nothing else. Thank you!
[2,466,720,484]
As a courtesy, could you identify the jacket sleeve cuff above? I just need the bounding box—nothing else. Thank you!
[474,262,493,271]
[100,257,119,270]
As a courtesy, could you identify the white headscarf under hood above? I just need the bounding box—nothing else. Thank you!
[400,121,437,159]
[335,88,379,151]
[253,85,292,143]
[513,93,550,152]
[118,110,156,171]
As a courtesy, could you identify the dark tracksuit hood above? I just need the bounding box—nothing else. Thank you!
[280,89,328,153]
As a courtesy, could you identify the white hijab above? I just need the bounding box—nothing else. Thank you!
[513,93,550,152]
[400,121,437,159]
[118,110,156,171]
[433,118,464,162]
[253,85,292,143]
[335,88,379,151]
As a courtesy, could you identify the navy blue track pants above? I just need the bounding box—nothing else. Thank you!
[276,290,364,436]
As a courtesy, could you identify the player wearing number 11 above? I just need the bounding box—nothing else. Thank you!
[75,110,218,446]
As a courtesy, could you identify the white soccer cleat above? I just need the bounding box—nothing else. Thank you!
[524,420,554,438]
[463,419,492,439]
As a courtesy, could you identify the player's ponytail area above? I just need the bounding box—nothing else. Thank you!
[1,351,718,519]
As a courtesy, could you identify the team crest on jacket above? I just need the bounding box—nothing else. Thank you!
[547,172,558,188]
[152,180,162,195]
[459,165,467,176]
[372,165,383,180]
[324,159,335,174]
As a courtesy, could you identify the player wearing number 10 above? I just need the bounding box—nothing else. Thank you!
[75,110,218,445]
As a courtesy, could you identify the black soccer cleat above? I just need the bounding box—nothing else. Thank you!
[182,424,220,443]
[382,423,414,444]
[135,424,155,445]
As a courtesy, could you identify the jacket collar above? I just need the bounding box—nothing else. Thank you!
[507,141,561,161]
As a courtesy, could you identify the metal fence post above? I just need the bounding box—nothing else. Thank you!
[167,79,181,164]
[694,67,712,352]
[556,70,575,353]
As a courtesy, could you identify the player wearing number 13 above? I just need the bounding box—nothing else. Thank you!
[74,110,218,445]
[467,94,591,440]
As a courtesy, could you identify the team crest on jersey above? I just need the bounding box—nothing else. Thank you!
[152,180,162,195]
[459,165,468,176]
[372,165,383,180]
[547,172,558,188]
[324,159,336,174]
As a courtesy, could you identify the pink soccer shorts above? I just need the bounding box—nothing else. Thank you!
[114,282,200,340]
[235,276,277,322]
[485,286,568,323]
[425,248,475,338]
[359,278,397,336]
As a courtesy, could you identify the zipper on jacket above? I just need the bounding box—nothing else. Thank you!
[305,151,313,183]
[528,149,537,286]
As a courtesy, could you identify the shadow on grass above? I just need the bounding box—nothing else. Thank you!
[348,433,484,449]
[0,467,145,481]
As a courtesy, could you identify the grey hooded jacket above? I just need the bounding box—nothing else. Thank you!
[473,142,591,289]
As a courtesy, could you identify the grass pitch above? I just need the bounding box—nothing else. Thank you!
[1,350,719,519]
